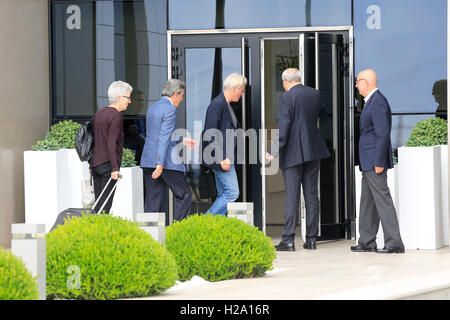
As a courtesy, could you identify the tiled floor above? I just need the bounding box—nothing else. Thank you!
[137,239,450,300]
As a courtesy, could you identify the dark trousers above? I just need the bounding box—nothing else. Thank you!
[143,168,192,221]
[281,159,321,243]
[91,162,117,214]
[358,170,404,249]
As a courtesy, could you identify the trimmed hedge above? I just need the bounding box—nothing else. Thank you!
[46,214,178,300]
[0,247,39,300]
[405,117,447,147]
[166,214,276,282]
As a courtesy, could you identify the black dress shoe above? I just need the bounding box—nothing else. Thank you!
[376,246,405,254]
[350,244,377,252]
[275,241,295,252]
[303,241,317,250]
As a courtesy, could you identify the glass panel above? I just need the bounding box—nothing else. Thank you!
[52,0,167,118]
[263,39,299,236]
[185,47,241,214]
[169,0,351,30]
[354,0,447,117]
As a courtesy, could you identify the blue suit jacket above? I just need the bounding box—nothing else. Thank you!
[201,92,240,171]
[359,90,394,172]
[140,97,185,172]
[271,84,330,170]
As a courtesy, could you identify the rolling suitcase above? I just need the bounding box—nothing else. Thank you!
[49,175,122,232]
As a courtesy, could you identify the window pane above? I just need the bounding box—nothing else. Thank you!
[52,0,167,118]
[355,0,447,116]
[169,0,351,30]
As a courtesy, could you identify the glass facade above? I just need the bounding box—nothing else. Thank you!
[354,0,447,148]
[51,0,167,120]
[169,0,352,30]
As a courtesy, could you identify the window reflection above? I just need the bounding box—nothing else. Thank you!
[52,0,167,119]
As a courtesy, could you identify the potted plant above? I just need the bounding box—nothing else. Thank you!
[24,120,88,232]
[47,120,90,210]
[110,148,144,222]
[398,117,447,249]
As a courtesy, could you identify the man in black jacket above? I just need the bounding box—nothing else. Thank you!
[267,68,330,251]
[202,73,247,216]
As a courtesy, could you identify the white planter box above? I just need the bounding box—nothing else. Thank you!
[110,166,144,222]
[398,146,443,249]
[440,145,449,245]
[24,150,66,233]
[61,149,90,208]
[227,202,254,225]
[355,165,399,248]
[24,149,90,233]
[136,212,165,243]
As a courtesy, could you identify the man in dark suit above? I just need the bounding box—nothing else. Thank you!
[266,68,330,251]
[351,69,404,254]
[140,79,198,221]
[202,73,247,215]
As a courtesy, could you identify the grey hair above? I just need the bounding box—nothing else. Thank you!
[281,68,302,83]
[161,79,185,97]
[223,73,247,91]
[108,80,133,104]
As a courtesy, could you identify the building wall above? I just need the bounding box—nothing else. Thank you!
[0,0,49,248]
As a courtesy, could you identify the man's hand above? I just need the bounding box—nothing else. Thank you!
[266,152,274,161]
[111,171,120,180]
[152,164,164,179]
[375,166,384,174]
[220,158,231,171]
[182,137,199,150]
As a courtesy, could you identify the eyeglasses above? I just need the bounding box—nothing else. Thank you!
[121,96,131,100]
[355,78,366,83]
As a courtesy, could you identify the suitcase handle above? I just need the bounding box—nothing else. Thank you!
[92,174,122,214]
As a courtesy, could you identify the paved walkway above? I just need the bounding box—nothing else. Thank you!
[135,239,450,300]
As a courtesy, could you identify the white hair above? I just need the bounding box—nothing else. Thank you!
[282,68,302,83]
[108,80,133,103]
[161,79,185,97]
[223,73,247,91]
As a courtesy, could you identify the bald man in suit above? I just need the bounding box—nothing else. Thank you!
[351,69,404,254]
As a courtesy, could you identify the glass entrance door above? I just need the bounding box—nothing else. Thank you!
[169,28,352,240]
[262,33,347,240]
[170,35,249,215]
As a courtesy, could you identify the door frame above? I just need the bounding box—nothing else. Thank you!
[167,26,355,239]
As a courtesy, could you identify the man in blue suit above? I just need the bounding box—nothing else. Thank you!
[267,68,330,251]
[351,69,404,254]
[141,79,197,221]
[202,73,247,216]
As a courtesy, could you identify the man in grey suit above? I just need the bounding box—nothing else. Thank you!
[351,69,404,253]
[267,68,330,251]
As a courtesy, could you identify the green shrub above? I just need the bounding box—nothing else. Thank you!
[0,247,39,300]
[166,214,276,282]
[48,120,82,149]
[46,214,178,300]
[405,117,448,147]
[31,133,61,151]
[121,148,137,167]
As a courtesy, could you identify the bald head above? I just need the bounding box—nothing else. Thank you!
[356,69,378,97]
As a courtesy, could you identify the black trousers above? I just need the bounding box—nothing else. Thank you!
[281,159,321,243]
[91,162,118,214]
[143,168,192,221]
